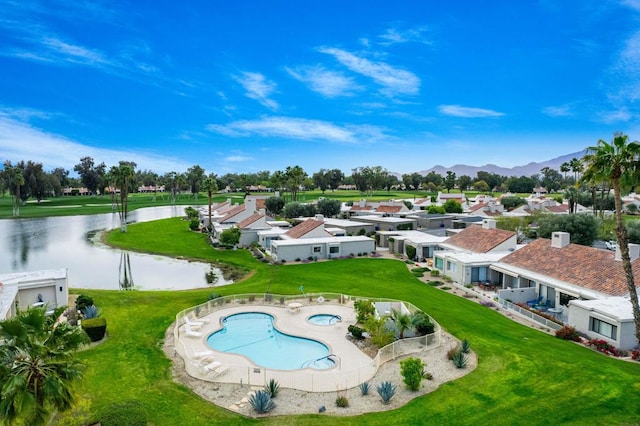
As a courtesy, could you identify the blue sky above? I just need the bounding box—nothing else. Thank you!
[1,0,639,176]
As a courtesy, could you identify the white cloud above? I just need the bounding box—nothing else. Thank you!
[596,108,632,123]
[0,110,190,174]
[438,104,504,118]
[224,155,253,162]
[317,47,420,96]
[378,26,432,46]
[207,116,386,144]
[234,72,279,110]
[542,105,574,117]
[285,65,359,97]
[611,30,640,102]
[621,0,640,11]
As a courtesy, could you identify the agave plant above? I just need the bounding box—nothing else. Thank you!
[82,305,100,319]
[452,351,468,369]
[461,339,471,354]
[264,378,280,398]
[376,381,397,404]
[359,381,370,396]
[248,390,276,414]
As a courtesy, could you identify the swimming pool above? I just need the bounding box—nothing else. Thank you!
[206,312,334,370]
[308,314,341,325]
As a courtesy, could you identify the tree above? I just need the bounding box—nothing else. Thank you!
[473,180,490,192]
[541,167,563,193]
[312,169,330,193]
[560,162,571,180]
[285,166,306,202]
[186,165,205,199]
[501,196,526,211]
[536,213,599,246]
[400,357,425,391]
[108,161,136,232]
[265,196,285,215]
[570,157,583,181]
[444,171,456,193]
[316,198,341,217]
[3,161,25,216]
[443,199,463,213]
[73,157,106,194]
[506,175,535,193]
[0,307,89,424]
[457,175,472,192]
[326,168,345,191]
[202,174,218,231]
[581,133,640,345]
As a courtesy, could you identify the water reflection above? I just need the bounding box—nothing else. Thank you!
[119,252,134,290]
[0,206,233,291]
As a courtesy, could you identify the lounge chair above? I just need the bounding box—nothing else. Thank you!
[192,350,215,360]
[184,324,202,338]
[184,316,204,330]
[189,312,210,323]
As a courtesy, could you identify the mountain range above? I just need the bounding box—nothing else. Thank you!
[417,151,584,178]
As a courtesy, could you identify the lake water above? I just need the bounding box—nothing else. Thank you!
[0,206,232,291]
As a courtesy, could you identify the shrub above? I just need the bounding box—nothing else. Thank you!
[354,299,375,323]
[430,270,440,276]
[632,350,640,361]
[461,339,471,354]
[424,372,434,380]
[427,281,442,287]
[75,294,94,312]
[82,305,100,319]
[248,390,276,414]
[248,295,256,302]
[208,293,223,300]
[348,324,364,339]
[447,346,459,360]
[100,400,147,426]
[188,218,200,231]
[400,357,425,391]
[264,378,280,398]
[555,325,581,342]
[81,317,107,342]
[184,206,199,219]
[359,381,370,395]
[452,351,468,368]
[587,339,620,357]
[376,381,397,404]
[335,395,349,407]
[411,311,434,336]
[364,316,395,348]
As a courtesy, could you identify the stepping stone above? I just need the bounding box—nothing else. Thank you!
[238,403,246,408]
[240,397,249,403]
[228,404,240,411]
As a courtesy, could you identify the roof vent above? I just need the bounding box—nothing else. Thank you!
[551,232,570,248]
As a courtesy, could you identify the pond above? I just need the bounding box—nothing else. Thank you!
[0,206,233,291]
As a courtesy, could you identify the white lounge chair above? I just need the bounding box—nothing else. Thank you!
[189,312,210,323]
[192,350,215,360]
[184,324,202,338]
[184,316,203,330]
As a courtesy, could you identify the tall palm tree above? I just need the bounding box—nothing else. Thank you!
[0,307,89,425]
[202,174,218,232]
[109,161,137,232]
[581,132,640,345]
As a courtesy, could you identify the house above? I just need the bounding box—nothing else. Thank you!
[345,200,410,217]
[491,231,640,350]
[268,217,375,262]
[435,192,469,210]
[376,230,447,260]
[433,219,517,285]
[347,214,417,232]
[0,268,69,320]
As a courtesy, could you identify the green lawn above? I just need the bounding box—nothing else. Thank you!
[65,218,640,425]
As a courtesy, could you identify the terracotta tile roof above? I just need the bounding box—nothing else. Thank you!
[546,205,568,213]
[445,226,515,253]
[483,210,503,217]
[500,238,640,296]
[285,219,325,239]
[237,213,263,228]
[350,206,372,211]
[256,199,266,209]
[376,205,402,213]
[220,204,245,222]
[469,203,486,212]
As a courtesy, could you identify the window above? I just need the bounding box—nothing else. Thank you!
[447,261,456,272]
[590,317,617,339]
[313,246,322,253]
[329,246,339,254]
[435,257,443,270]
[559,292,577,307]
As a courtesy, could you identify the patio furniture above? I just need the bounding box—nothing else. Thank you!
[535,299,551,312]
[547,307,563,319]
[288,302,302,313]
[184,316,204,330]
[189,312,210,323]
[184,324,202,338]
[527,296,543,308]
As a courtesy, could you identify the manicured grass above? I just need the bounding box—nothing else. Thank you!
[66,218,640,425]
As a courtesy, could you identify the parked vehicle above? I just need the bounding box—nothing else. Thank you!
[605,240,617,251]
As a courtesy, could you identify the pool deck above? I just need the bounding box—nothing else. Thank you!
[176,302,378,392]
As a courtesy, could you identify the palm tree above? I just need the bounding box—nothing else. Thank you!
[560,161,571,180]
[391,309,413,339]
[109,161,137,232]
[581,132,640,345]
[202,174,218,232]
[0,307,89,425]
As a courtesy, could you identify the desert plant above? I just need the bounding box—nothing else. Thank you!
[81,305,100,319]
[75,294,94,312]
[335,395,349,408]
[264,378,280,398]
[364,316,395,348]
[452,351,468,368]
[248,390,276,414]
[447,346,460,360]
[377,381,397,404]
[411,311,435,335]
[359,381,370,395]
[400,357,425,391]
[430,269,440,276]
[461,339,471,354]
[348,324,364,339]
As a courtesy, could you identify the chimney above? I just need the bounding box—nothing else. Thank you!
[245,197,256,213]
[359,199,366,208]
[551,232,570,249]
[314,214,325,221]
[482,219,496,230]
[615,243,640,261]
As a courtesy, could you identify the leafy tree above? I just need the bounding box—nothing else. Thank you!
[626,220,640,244]
[219,227,241,246]
[0,307,89,425]
[265,196,285,215]
[444,171,456,193]
[73,156,106,194]
[564,186,580,213]
[581,132,640,345]
[186,165,205,199]
[400,357,425,391]
[506,175,535,193]
[326,168,345,190]
[457,175,472,192]
[424,171,443,188]
[541,167,563,193]
[473,180,490,192]
[427,205,446,214]
[312,169,330,193]
[285,166,306,202]
[364,315,395,348]
[476,171,504,191]
[282,202,315,218]
[316,198,341,217]
[536,213,599,246]
[501,196,526,210]
[443,199,463,213]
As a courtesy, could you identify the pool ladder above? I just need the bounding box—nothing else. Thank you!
[301,354,335,368]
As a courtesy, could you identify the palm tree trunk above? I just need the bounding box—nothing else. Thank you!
[613,179,640,344]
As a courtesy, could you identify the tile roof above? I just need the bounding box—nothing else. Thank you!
[445,226,515,253]
[285,219,325,239]
[350,206,373,211]
[376,205,402,213]
[500,238,640,296]
[545,205,569,213]
[220,204,245,222]
[469,202,486,212]
[237,213,263,228]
